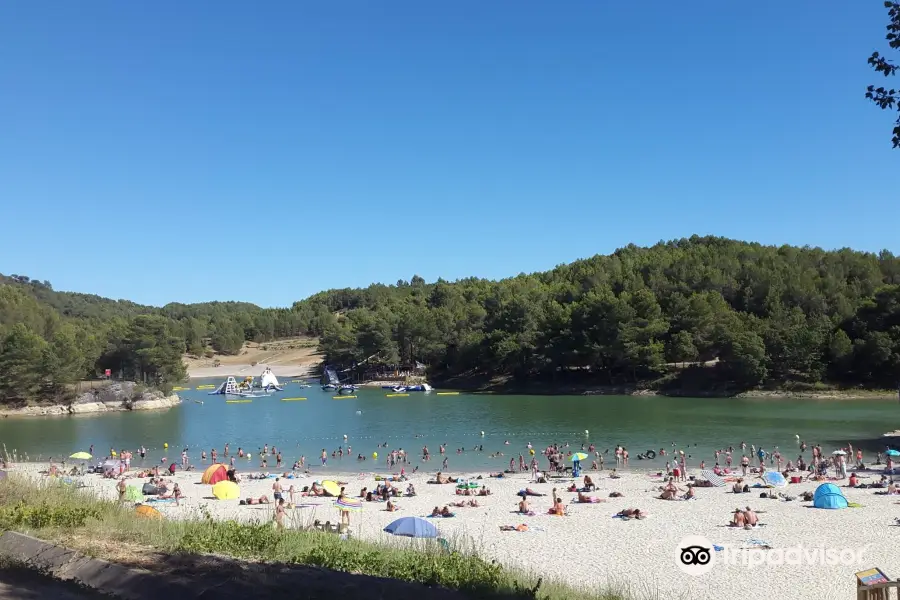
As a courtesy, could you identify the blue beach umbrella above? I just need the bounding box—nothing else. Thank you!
[384,516,439,538]
[763,471,787,488]
[886,449,900,457]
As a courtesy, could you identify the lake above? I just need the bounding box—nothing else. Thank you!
[0,379,896,471]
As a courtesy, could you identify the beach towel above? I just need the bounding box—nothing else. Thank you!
[146,498,176,503]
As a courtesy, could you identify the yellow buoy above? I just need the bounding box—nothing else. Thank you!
[163,443,168,449]
[281,397,307,401]
[372,452,378,459]
[226,400,252,404]
[386,393,409,397]
[333,395,356,399]
[436,392,459,396]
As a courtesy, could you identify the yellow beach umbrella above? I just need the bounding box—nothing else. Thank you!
[69,452,92,460]
[212,480,240,500]
[321,480,341,497]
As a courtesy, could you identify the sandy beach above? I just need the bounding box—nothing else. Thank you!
[186,364,311,379]
[9,459,898,600]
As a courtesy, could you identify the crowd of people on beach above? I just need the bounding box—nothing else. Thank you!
[28,430,900,540]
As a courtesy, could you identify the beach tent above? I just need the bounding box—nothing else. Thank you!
[201,463,228,485]
[135,505,162,520]
[813,483,848,509]
[125,485,143,502]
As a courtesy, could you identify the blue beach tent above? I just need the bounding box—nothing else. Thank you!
[813,483,848,509]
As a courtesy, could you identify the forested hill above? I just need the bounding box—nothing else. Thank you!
[0,274,328,403]
[303,236,900,391]
[2,236,900,403]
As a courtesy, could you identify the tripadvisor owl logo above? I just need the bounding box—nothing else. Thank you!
[676,535,716,576]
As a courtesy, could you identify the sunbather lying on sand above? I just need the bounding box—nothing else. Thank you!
[576,492,605,503]
[431,472,458,484]
[239,495,271,505]
[616,508,645,520]
[517,488,544,497]
[450,499,480,508]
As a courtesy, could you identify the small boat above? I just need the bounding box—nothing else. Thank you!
[404,384,434,392]
[391,386,407,393]
[322,384,337,391]
[337,385,358,395]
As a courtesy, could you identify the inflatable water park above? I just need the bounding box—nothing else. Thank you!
[383,383,433,393]
[208,367,284,398]
[321,366,358,394]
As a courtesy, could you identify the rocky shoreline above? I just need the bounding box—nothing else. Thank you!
[0,383,182,417]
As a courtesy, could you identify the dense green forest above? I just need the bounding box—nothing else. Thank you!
[1,236,900,405]
[307,237,900,392]
[0,273,326,404]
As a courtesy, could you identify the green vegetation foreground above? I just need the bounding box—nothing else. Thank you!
[2,236,900,404]
[0,477,629,600]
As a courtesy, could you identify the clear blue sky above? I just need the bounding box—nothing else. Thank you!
[1,2,896,307]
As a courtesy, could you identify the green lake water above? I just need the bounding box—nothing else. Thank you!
[0,379,897,471]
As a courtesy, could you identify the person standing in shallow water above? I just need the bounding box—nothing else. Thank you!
[321,449,327,466]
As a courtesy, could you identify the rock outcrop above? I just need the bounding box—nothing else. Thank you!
[0,382,181,417]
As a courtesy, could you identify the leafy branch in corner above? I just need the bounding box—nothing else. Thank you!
[866,1,900,148]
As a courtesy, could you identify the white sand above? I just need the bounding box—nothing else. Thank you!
[9,461,896,600]
[187,365,311,379]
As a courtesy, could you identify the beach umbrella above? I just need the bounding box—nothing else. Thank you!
[212,480,240,500]
[763,472,787,488]
[832,450,847,456]
[69,452,92,460]
[135,505,162,520]
[124,485,143,502]
[699,470,726,487]
[321,480,341,497]
[570,452,588,462]
[336,497,363,512]
[886,449,900,457]
[384,516,439,538]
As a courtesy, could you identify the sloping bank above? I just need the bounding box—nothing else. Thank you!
[0,382,181,417]
[0,477,633,600]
